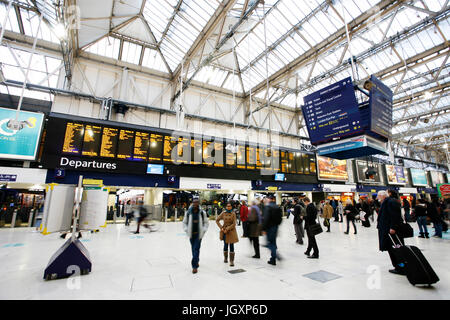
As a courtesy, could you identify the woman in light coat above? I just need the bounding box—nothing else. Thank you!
[216,201,239,266]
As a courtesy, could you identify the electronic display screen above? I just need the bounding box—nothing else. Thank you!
[410,168,428,187]
[356,160,381,184]
[191,137,202,165]
[133,131,150,161]
[225,141,237,169]
[117,129,134,160]
[81,125,102,157]
[163,135,177,163]
[309,155,316,174]
[149,133,163,162]
[246,146,256,170]
[213,141,224,168]
[147,164,164,175]
[236,144,246,169]
[295,153,304,174]
[255,147,263,170]
[317,156,348,181]
[176,137,190,164]
[62,122,84,154]
[280,151,288,173]
[287,151,296,174]
[100,127,118,158]
[202,140,214,166]
[275,173,285,181]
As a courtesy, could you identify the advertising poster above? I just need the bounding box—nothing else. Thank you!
[317,156,348,181]
[437,184,450,197]
[0,107,44,160]
[356,160,381,184]
[410,168,428,187]
[386,165,406,185]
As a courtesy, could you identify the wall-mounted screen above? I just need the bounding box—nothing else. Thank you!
[236,143,246,169]
[100,127,118,158]
[430,171,445,187]
[147,164,164,175]
[117,129,134,160]
[191,137,202,165]
[385,165,406,185]
[163,135,177,163]
[317,156,348,181]
[62,122,84,155]
[148,133,163,162]
[275,173,285,181]
[133,131,149,161]
[246,146,256,170]
[356,160,381,184]
[410,168,428,187]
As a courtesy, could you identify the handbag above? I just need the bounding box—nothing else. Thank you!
[310,215,323,236]
[398,222,414,238]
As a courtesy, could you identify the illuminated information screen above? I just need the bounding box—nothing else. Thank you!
[202,140,214,166]
[246,146,256,170]
[295,153,304,174]
[255,147,263,170]
[100,127,118,158]
[81,125,102,157]
[177,137,189,164]
[133,132,149,161]
[309,155,317,174]
[280,151,288,173]
[149,133,163,162]
[236,144,246,169]
[163,135,177,163]
[117,129,134,160]
[191,137,202,165]
[62,122,84,154]
[213,142,224,168]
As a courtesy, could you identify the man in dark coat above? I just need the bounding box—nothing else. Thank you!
[377,190,405,275]
[262,195,283,266]
[303,197,319,259]
[292,198,305,245]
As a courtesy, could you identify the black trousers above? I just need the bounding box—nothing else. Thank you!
[249,237,260,256]
[306,228,319,257]
[346,216,357,233]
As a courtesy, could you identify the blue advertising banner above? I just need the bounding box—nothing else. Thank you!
[302,77,362,145]
[0,107,44,160]
[368,75,393,140]
[410,168,428,187]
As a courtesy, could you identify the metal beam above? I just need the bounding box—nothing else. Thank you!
[393,123,450,139]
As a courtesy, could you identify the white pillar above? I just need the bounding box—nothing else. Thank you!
[276,192,282,206]
[247,190,255,204]
[144,189,152,206]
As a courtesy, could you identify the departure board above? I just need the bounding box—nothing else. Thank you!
[117,129,134,160]
[163,135,177,163]
[213,142,224,168]
[100,127,118,158]
[255,147,263,170]
[191,137,202,165]
[62,122,84,154]
[177,137,189,164]
[81,125,101,157]
[295,153,304,174]
[287,152,296,173]
[133,132,149,161]
[148,133,163,162]
[236,144,246,169]
[246,146,256,170]
[225,141,236,169]
[271,149,280,172]
[303,154,310,174]
[280,151,288,173]
[309,155,317,174]
[203,140,214,166]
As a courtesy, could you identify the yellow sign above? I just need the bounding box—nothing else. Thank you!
[83,179,103,185]
[371,189,376,193]
[267,186,278,191]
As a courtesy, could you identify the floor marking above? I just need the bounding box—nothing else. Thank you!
[228,269,246,274]
[303,270,342,283]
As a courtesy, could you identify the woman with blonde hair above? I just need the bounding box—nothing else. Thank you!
[216,201,239,266]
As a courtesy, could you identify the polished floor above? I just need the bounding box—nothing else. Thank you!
[0,216,449,300]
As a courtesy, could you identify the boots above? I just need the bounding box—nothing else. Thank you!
[229,252,235,267]
[425,233,429,239]
[224,251,228,263]
[418,232,425,238]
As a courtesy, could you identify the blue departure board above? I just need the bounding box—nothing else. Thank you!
[302,77,363,145]
[369,75,393,140]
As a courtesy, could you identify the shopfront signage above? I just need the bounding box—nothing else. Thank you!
[207,184,221,189]
[0,174,17,182]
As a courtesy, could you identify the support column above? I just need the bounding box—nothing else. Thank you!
[144,189,152,206]
[276,192,282,206]
[152,189,163,205]
[247,190,255,204]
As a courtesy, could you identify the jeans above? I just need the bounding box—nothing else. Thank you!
[417,216,428,234]
[433,221,442,237]
[346,216,357,234]
[223,234,234,252]
[266,225,278,261]
[190,235,202,269]
[306,227,319,257]
[125,213,132,226]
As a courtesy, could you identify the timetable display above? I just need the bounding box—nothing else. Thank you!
[236,144,246,169]
[149,133,163,162]
[100,127,118,158]
[177,137,190,164]
[82,125,102,157]
[133,132,150,161]
[117,129,134,160]
[213,142,224,168]
[246,146,256,170]
[163,135,177,163]
[202,140,215,166]
[191,137,202,165]
[62,122,84,154]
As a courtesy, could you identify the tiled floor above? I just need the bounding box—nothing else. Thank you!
[0,216,449,300]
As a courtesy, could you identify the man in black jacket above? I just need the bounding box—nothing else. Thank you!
[292,198,305,245]
[377,190,405,275]
[262,195,282,266]
[303,197,319,259]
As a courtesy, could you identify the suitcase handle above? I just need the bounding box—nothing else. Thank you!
[388,233,403,248]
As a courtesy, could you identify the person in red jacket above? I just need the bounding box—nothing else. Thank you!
[240,201,249,238]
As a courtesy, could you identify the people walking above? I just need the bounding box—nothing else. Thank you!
[134,200,148,234]
[216,202,239,267]
[292,198,305,244]
[261,195,283,266]
[124,200,133,226]
[338,200,344,222]
[303,197,319,259]
[427,199,443,238]
[248,199,262,258]
[361,198,371,227]
[376,190,406,275]
[240,201,249,238]
[322,200,333,232]
[344,199,357,235]
[414,198,429,238]
[182,198,209,274]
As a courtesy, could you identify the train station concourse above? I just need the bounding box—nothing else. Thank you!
[0,0,449,308]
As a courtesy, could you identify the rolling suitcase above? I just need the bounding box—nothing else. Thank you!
[389,234,439,286]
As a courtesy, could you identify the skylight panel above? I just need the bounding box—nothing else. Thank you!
[141,47,167,72]
[85,36,120,59]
